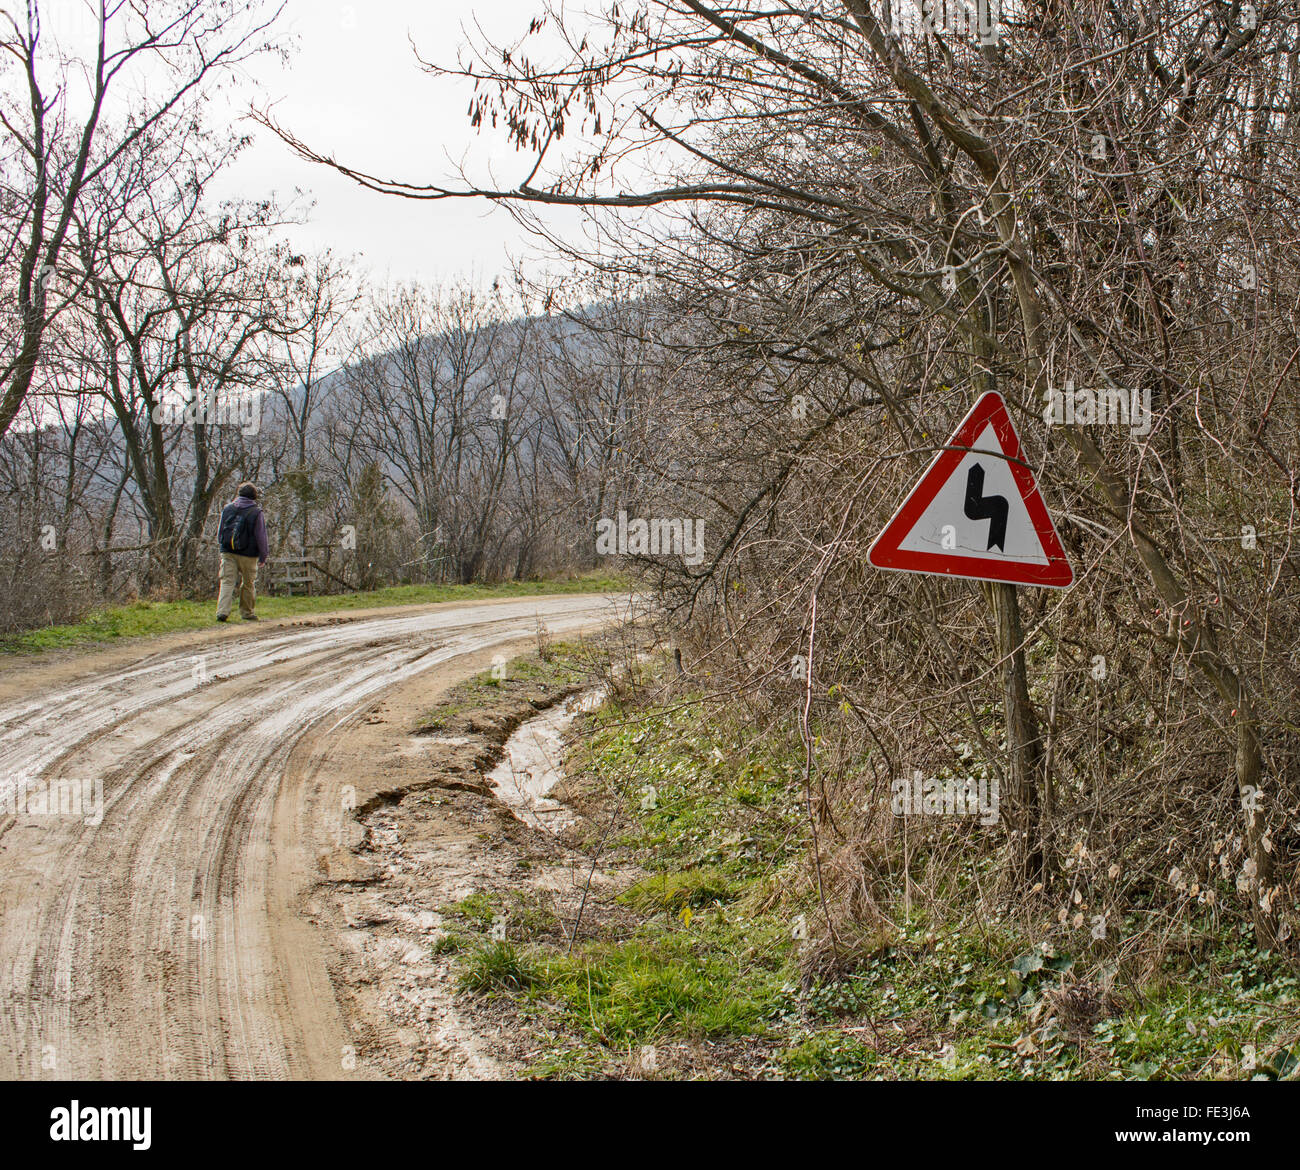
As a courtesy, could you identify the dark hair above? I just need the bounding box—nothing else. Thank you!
[237,482,258,500]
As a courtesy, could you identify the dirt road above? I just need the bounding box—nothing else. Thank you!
[0,594,627,1080]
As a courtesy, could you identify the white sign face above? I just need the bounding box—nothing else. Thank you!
[897,423,1050,567]
[868,393,1074,589]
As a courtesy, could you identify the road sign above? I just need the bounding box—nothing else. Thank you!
[867,391,1074,588]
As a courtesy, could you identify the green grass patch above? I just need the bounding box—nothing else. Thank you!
[459,941,544,993]
[773,922,1300,1080]
[453,694,808,1062]
[1087,932,1299,1080]
[527,910,792,1046]
[570,697,805,878]
[1,571,626,655]
[439,891,499,928]
[617,867,740,915]
[778,1031,881,1080]
[431,932,468,956]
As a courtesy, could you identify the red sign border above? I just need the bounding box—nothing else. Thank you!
[867,392,1074,588]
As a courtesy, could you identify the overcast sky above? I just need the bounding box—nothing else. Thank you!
[207,0,587,288]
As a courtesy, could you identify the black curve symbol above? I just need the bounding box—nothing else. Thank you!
[963,463,1009,552]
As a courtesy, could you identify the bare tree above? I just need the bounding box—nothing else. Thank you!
[0,0,284,440]
[262,251,362,554]
[72,114,300,587]
[344,282,540,584]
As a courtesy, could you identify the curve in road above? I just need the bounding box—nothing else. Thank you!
[0,593,627,1080]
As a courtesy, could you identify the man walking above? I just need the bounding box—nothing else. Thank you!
[216,482,269,622]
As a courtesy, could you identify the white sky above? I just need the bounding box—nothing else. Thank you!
[9,0,670,295]
[207,0,587,287]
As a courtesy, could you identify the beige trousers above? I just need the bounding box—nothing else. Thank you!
[217,553,259,619]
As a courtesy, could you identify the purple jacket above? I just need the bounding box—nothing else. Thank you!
[227,495,269,562]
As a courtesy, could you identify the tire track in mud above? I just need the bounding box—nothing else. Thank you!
[0,594,626,1079]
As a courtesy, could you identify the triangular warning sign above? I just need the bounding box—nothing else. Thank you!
[868,392,1073,588]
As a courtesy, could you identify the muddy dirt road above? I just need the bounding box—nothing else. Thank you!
[0,594,627,1080]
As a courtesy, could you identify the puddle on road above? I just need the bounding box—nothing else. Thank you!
[485,689,607,832]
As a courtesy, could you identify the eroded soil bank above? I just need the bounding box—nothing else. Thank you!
[310,639,649,1078]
